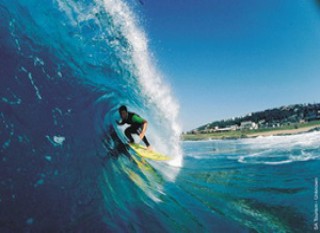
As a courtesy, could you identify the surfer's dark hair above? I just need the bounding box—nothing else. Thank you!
[119,105,127,113]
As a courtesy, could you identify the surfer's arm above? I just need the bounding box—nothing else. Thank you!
[139,120,148,140]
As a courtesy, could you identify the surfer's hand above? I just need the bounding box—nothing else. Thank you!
[139,133,144,139]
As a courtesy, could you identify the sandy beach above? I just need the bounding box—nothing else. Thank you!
[247,125,320,137]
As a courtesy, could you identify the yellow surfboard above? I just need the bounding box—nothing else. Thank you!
[128,143,171,161]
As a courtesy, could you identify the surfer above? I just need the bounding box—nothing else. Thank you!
[116,105,152,150]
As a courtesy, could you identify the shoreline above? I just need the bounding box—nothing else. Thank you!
[182,125,320,141]
[246,125,320,138]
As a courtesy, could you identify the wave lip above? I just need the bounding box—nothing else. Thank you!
[102,0,182,152]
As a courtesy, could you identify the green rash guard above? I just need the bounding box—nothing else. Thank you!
[119,112,146,128]
[132,114,145,124]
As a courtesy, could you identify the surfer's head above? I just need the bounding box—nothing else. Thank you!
[119,105,128,120]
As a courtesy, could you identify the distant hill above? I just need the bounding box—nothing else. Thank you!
[190,103,320,133]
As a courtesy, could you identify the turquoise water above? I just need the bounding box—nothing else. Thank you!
[178,132,319,232]
[0,0,319,232]
[98,132,319,232]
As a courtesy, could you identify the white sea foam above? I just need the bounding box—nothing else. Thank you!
[241,131,320,150]
[182,131,320,165]
[235,131,320,165]
[46,135,65,146]
[53,136,65,145]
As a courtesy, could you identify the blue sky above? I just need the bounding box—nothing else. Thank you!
[139,0,320,131]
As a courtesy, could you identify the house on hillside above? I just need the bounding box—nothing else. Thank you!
[227,125,239,131]
[214,125,235,131]
[240,121,258,130]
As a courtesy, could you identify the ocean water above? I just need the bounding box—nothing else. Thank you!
[181,132,320,233]
[1,0,319,232]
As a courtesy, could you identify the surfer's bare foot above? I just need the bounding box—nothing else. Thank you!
[147,146,153,151]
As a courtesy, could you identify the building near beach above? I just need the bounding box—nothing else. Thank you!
[240,121,258,130]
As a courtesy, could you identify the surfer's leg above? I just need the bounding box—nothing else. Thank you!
[136,127,151,147]
[142,136,150,147]
[125,127,135,143]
